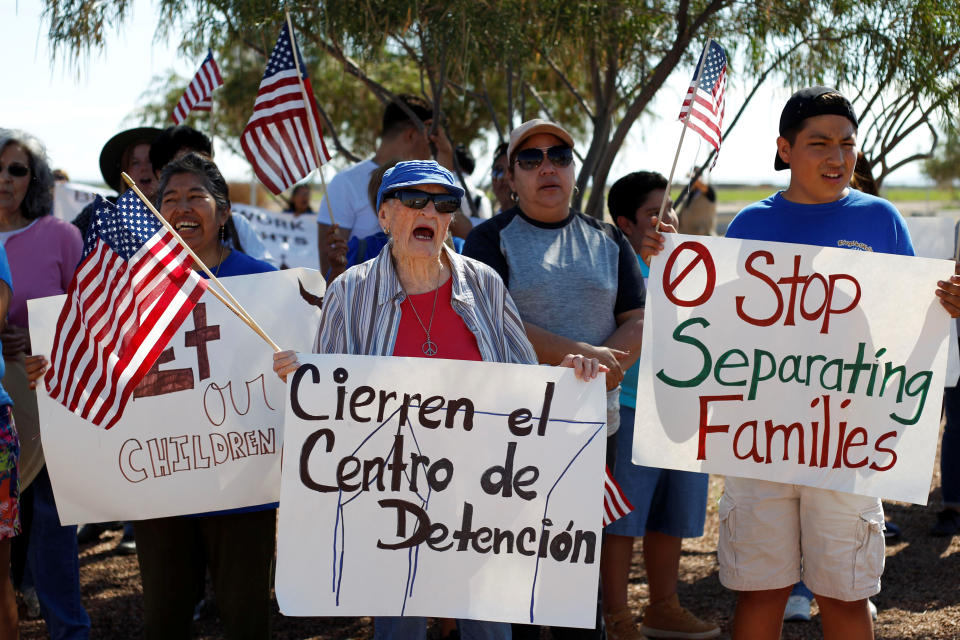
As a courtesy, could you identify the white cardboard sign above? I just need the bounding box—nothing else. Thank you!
[232,203,318,270]
[28,268,325,524]
[633,234,952,505]
[276,355,606,627]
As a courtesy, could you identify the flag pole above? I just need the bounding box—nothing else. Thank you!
[655,39,712,233]
[120,173,282,353]
[285,11,337,227]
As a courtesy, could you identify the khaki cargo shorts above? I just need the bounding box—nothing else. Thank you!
[717,476,885,601]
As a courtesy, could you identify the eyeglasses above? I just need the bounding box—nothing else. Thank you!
[0,163,29,178]
[491,166,506,180]
[514,145,573,171]
[385,189,461,214]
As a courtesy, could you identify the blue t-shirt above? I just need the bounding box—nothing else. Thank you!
[726,189,914,257]
[202,249,277,278]
[620,254,647,410]
[0,246,12,407]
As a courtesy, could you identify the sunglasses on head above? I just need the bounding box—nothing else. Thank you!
[385,189,461,214]
[515,145,573,171]
[0,163,29,178]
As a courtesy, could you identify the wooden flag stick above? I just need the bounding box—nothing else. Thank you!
[655,39,713,233]
[120,173,282,353]
[285,10,337,227]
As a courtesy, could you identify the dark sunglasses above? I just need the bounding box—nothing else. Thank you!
[385,189,461,214]
[0,163,29,178]
[491,166,506,180]
[515,145,573,171]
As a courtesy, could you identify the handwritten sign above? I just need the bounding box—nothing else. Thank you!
[232,204,318,269]
[28,268,325,524]
[53,181,114,223]
[276,355,606,627]
[633,234,952,505]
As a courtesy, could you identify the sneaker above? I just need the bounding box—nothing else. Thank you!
[883,520,902,543]
[603,606,643,640]
[115,533,137,555]
[930,509,960,537]
[783,595,812,622]
[640,594,720,639]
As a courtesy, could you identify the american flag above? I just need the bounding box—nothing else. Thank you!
[171,49,223,125]
[240,22,331,195]
[678,40,727,159]
[603,465,633,527]
[44,191,208,429]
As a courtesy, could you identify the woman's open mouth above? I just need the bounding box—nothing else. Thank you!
[412,226,435,241]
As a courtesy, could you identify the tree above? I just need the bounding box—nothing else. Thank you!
[924,126,960,191]
[42,0,960,214]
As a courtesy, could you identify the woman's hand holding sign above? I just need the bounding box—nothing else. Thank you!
[936,263,960,318]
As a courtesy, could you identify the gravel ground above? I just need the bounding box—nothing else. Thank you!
[19,426,959,640]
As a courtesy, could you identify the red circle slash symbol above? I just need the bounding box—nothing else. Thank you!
[661,241,717,307]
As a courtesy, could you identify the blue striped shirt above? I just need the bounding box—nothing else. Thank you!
[314,243,538,365]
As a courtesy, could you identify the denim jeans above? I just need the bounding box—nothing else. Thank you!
[27,467,90,639]
[374,617,511,640]
[942,385,960,509]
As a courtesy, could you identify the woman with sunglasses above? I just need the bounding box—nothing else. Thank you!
[273,159,603,640]
[463,120,647,640]
[0,129,91,639]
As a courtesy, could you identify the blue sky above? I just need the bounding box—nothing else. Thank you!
[2,1,931,189]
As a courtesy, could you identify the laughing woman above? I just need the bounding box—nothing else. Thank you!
[29,153,277,640]
[273,160,603,640]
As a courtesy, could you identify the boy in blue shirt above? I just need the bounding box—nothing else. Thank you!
[643,86,960,640]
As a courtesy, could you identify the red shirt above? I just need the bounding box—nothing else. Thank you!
[393,277,482,361]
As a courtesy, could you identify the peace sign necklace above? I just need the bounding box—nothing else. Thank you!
[404,264,441,357]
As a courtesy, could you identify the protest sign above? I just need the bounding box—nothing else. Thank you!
[633,234,952,505]
[276,355,606,627]
[53,181,114,223]
[28,268,325,524]
[232,203,318,269]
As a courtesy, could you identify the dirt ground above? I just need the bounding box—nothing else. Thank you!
[20,426,960,640]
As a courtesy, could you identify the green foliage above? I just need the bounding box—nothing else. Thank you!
[924,127,960,190]
[40,0,960,208]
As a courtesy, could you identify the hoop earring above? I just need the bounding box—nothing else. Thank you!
[572,186,580,197]
[510,192,519,203]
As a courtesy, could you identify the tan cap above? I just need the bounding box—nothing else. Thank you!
[507,119,575,161]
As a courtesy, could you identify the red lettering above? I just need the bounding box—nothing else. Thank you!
[736,251,783,327]
[696,395,741,460]
[733,420,764,463]
[842,427,869,468]
[869,431,898,471]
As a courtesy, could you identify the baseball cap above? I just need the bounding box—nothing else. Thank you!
[376,160,465,211]
[507,119,575,162]
[774,86,858,170]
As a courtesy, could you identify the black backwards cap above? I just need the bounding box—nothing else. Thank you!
[774,86,858,171]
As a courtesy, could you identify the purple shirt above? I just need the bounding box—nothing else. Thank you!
[5,215,82,328]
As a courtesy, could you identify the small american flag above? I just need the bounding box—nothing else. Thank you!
[171,49,223,125]
[44,191,208,429]
[678,40,727,161]
[604,465,633,527]
[241,22,331,195]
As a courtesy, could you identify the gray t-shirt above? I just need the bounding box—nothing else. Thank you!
[463,207,646,434]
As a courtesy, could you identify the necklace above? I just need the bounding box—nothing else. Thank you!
[404,264,442,357]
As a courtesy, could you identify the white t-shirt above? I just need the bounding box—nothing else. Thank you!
[317,159,379,240]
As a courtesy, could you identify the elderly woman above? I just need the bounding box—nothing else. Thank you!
[462,120,647,640]
[273,159,602,640]
[0,129,90,639]
[30,152,277,639]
